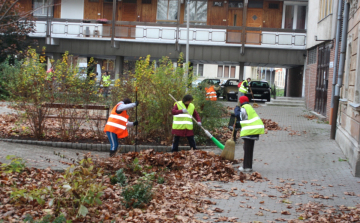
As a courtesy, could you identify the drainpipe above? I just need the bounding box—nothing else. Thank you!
[111,0,118,48]
[175,0,181,51]
[330,0,343,124]
[330,1,349,139]
[241,0,248,55]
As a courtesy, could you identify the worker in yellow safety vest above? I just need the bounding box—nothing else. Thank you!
[238,78,251,99]
[101,71,111,97]
[171,94,201,152]
[237,95,264,173]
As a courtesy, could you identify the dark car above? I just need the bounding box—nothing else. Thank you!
[245,81,271,102]
[222,79,240,101]
[198,79,222,97]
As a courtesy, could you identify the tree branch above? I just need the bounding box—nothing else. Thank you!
[0,0,20,22]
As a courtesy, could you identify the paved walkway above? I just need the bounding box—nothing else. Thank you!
[0,101,359,222]
[201,101,360,222]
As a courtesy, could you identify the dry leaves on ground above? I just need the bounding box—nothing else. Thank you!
[0,149,265,222]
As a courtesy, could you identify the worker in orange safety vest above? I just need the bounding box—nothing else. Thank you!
[205,85,217,101]
[104,98,139,157]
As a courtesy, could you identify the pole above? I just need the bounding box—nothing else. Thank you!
[185,0,190,90]
[135,86,138,152]
[111,0,116,48]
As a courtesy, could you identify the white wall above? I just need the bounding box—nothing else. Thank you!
[306,0,320,48]
[61,0,84,19]
[306,0,337,49]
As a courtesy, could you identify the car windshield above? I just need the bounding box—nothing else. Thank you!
[250,81,269,88]
[209,80,220,85]
[226,80,239,86]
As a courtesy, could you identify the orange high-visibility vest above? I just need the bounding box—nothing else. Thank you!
[205,86,217,101]
[104,102,129,138]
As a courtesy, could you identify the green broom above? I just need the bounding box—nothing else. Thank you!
[169,94,236,160]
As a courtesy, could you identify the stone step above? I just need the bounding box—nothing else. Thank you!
[270,100,305,104]
[265,102,305,107]
[275,97,305,101]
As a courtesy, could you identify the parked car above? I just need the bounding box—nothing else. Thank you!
[245,81,271,102]
[192,80,202,88]
[198,79,222,97]
[222,79,240,101]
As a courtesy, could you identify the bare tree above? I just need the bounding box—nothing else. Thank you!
[0,0,35,62]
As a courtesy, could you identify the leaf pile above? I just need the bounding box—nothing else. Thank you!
[0,149,267,222]
[261,118,282,131]
[302,114,317,120]
[289,202,360,222]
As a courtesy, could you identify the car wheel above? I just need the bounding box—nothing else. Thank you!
[226,94,231,101]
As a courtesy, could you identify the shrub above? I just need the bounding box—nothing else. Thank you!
[110,168,127,186]
[1,155,26,173]
[121,182,153,209]
[9,158,105,219]
[23,214,69,223]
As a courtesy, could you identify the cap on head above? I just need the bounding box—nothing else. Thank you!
[239,96,249,105]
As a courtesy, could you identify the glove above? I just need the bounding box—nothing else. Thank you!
[182,109,188,113]
[135,101,139,106]
[204,130,213,138]
[197,122,202,126]
[133,121,138,126]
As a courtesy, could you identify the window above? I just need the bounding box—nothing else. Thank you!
[282,3,307,29]
[142,0,151,3]
[230,67,235,78]
[248,0,263,8]
[284,5,294,29]
[268,3,279,9]
[319,0,332,20]
[213,1,223,6]
[198,64,203,76]
[224,66,229,78]
[217,65,223,77]
[229,1,243,8]
[308,48,317,64]
[157,0,178,21]
[297,6,307,29]
[184,0,207,24]
[33,0,54,17]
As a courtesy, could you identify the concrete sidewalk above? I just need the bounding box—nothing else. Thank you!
[201,102,360,222]
[0,101,359,222]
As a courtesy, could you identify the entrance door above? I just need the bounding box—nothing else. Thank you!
[246,8,262,44]
[121,0,137,21]
[227,6,243,43]
[315,44,330,116]
[103,1,113,20]
[117,0,137,38]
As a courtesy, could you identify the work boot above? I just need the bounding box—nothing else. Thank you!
[109,151,117,157]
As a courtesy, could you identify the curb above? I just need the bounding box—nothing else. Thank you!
[0,138,217,153]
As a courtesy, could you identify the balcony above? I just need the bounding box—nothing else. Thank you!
[29,20,306,50]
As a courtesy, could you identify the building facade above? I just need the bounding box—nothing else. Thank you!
[335,0,360,177]
[18,0,307,84]
[303,0,338,119]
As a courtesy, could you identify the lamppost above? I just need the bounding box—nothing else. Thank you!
[185,0,190,90]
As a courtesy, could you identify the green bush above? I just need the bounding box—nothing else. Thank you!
[1,155,26,173]
[23,214,70,223]
[111,54,226,145]
[110,168,127,186]
[121,182,153,209]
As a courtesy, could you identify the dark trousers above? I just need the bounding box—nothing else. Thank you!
[243,138,255,169]
[233,130,237,141]
[172,135,197,152]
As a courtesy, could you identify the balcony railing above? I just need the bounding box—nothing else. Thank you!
[29,20,306,49]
